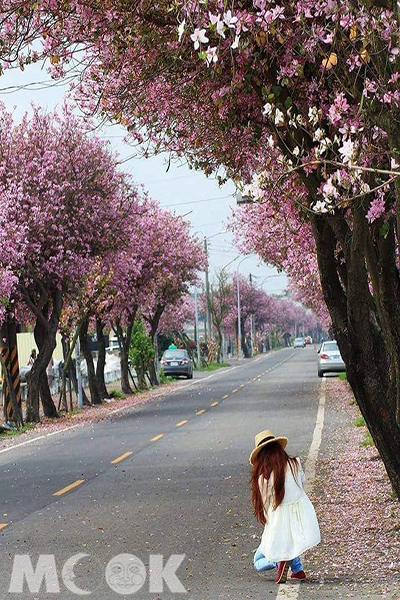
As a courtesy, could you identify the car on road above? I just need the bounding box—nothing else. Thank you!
[160,349,193,379]
[293,337,306,348]
[317,340,345,377]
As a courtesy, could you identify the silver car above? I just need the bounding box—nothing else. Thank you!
[294,337,306,348]
[317,340,345,377]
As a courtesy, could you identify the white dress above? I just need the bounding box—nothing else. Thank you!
[259,458,320,562]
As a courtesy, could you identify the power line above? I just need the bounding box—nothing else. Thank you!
[142,173,202,185]
[164,195,232,208]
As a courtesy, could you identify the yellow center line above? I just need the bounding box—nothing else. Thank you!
[53,479,85,497]
[0,523,8,531]
[210,401,219,407]
[176,420,188,428]
[111,451,133,465]
[232,388,239,393]
[196,409,206,415]
[151,434,164,442]
[222,394,229,400]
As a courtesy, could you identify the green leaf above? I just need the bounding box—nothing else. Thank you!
[380,222,389,238]
[272,85,282,98]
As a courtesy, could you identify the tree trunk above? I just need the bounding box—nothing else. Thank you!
[33,307,59,419]
[312,214,400,498]
[39,371,58,418]
[80,318,102,405]
[146,304,165,386]
[115,319,135,395]
[95,319,109,399]
[241,322,250,358]
[26,292,62,422]
[216,329,223,363]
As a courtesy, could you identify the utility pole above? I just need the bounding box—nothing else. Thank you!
[204,237,212,341]
[75,335,83,409]
[194,288,202,370]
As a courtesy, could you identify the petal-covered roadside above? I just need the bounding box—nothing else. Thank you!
[308,378,400,593]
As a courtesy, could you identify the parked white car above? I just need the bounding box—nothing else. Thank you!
[294,337,306,348]
[317,340,345,377]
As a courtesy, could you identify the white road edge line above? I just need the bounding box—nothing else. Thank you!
[275,377,326,599]
[0,349,292,456]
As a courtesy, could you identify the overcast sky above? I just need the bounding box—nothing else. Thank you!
[0,63,287,294]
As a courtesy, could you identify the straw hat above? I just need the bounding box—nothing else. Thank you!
[249,429,288,466]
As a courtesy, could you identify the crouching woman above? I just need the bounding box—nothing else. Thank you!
[250,430,320,584]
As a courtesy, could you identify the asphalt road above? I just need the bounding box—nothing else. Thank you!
[0,347,323,599]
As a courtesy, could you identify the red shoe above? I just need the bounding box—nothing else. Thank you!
[275,561,289,584]
[291,570,306,580]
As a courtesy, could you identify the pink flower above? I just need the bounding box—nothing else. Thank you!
[366,197,386,223]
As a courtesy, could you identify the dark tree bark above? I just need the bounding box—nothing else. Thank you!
[79,318,102,405]
[39,371,58,418]
[240,321,250,358]
[115,315,136,395]
[312,213,400,498]
[95,318,109,399]
[59,334,91,411]
[27,291,62,423]
[145,304,165,386]
[33,306,59,419]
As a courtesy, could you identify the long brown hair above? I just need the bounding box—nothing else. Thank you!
[251,442,298,525]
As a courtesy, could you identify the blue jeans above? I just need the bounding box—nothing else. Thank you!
[254,546,303,574]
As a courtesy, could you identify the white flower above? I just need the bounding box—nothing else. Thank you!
[319,137,332,155]
[178,19,185,42]
[313,200,329,214]
[209,12,220,25]
[223,9,238,28]
[205,46,218,65]
[267,135,275,148]
[216,20,226,38]
[308,106,319,126]
[323,177,339,199]
[360,182,371,194]
[391,157,399,169]
[275,108,284,125]
[263,102,273,117]
[190,28,209,50]
[313,128,325,141]
[339,139,355,164]
[293,146,300,156]
[231,34,240,49]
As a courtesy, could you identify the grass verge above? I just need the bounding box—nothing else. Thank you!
[354,413,374,447]
[197,362,230,372]
[109,389,126,400]
[0,423,36,438]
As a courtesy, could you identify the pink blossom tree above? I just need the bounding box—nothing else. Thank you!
[157,295,195,337]
[2,0,400,494]
[0,105,128,422]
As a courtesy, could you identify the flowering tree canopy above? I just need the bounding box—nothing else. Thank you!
[0,103,128,420]
[158,295,195,336]
[1,0,400,494]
